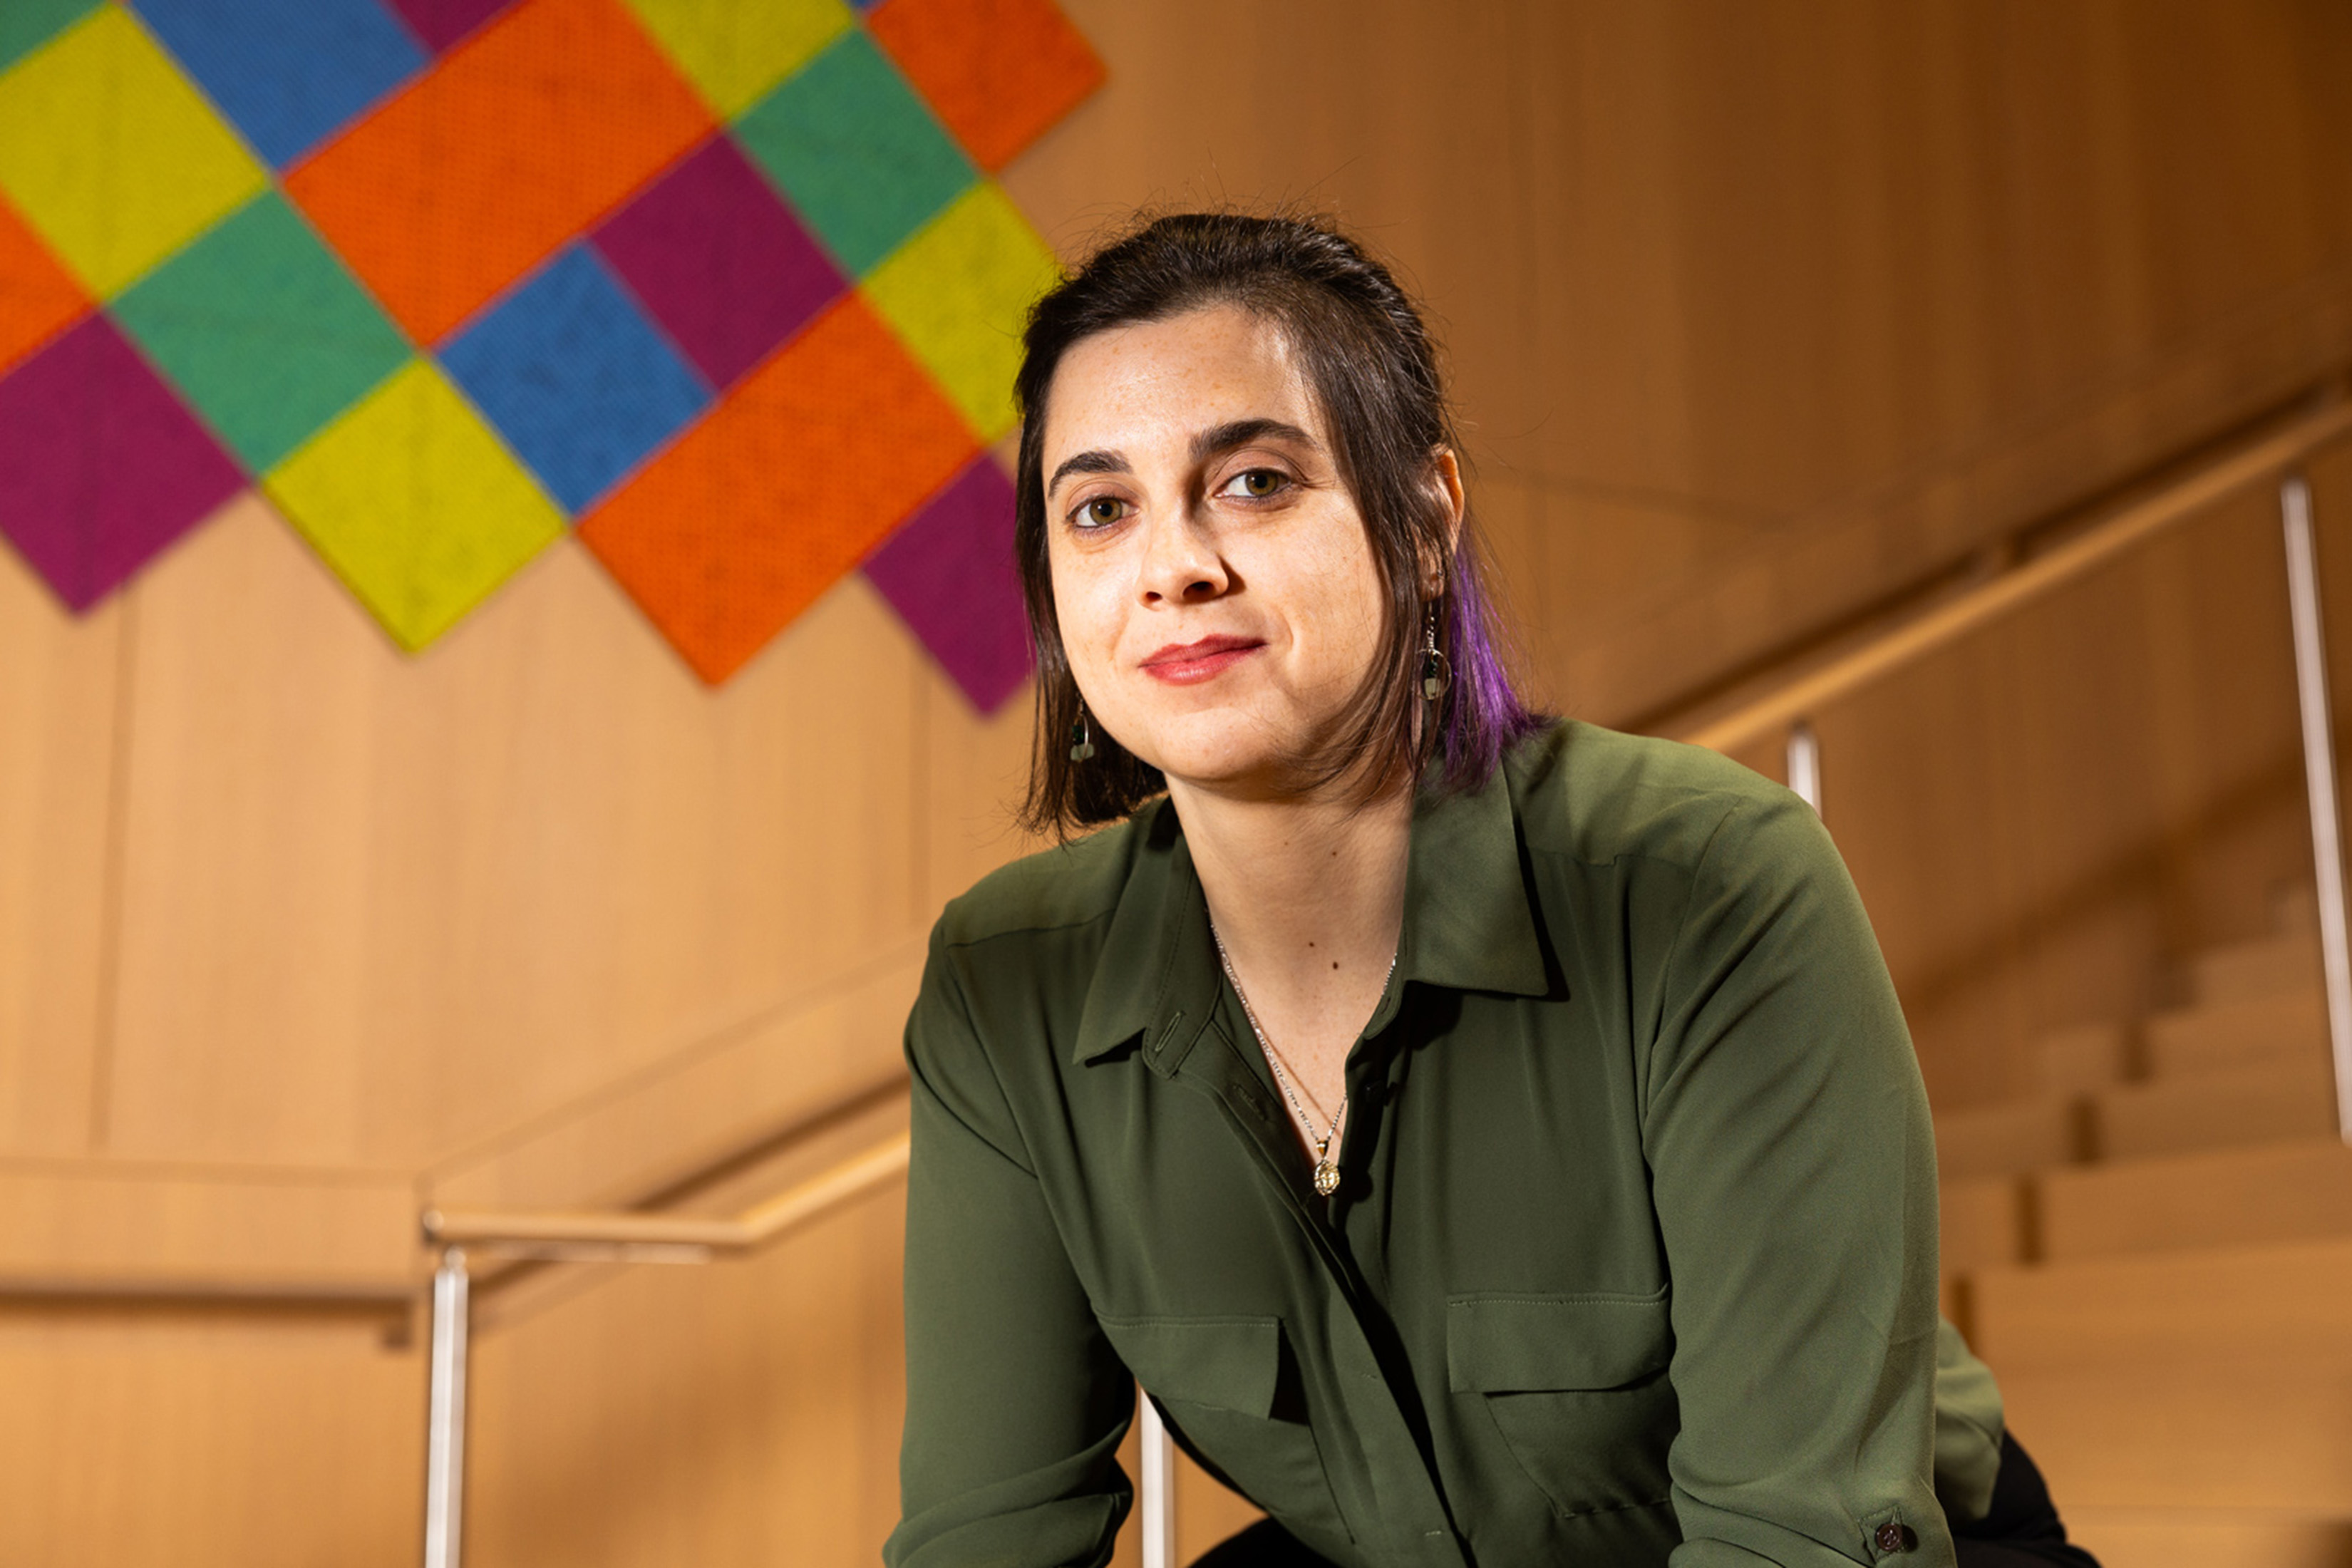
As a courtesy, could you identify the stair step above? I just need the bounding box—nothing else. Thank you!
[2146,991,2326,1078]
[1998,1364,2352,1514]
[1979,1241,2352,1515]
[1971,1236,2352,1375]
[1941,1176,2026,1274]
[2095,1053,2338,1160]
[1935,1095,2088,1183]
[2033,1021,2132,1095]
[2065,1510,2352,1568]
[2040,1138,2352,1262]
[2190,932,2322,1009]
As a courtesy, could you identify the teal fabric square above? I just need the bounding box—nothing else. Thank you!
[0,0,98,73]
[113,192,410,473]
[733,29,975,278]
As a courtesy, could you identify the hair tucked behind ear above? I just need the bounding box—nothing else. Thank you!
[1012,210,1543,837]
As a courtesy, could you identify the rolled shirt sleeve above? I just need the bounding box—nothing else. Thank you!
[1642,791,1951,1565]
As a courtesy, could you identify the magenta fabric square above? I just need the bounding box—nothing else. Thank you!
[0,316,244,612]
[864,455,1031,713]
[383,0,516,52]
[592,135,847,390]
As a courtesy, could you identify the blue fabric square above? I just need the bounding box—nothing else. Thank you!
[439,247,710,516]
[131,0,425,167]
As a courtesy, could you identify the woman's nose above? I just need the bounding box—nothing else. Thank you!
[1135,507,1228,605]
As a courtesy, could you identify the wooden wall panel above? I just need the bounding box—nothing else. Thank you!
[0,1162,415,1289]
[0,542,119,1155]
[430,948,922,1213]
[100,498,929,1169]
[916,655,1048,919]
[0,1309,418,1568]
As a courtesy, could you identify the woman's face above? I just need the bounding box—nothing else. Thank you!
[1041,303,1390,799]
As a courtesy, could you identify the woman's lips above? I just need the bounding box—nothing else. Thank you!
[1140,636,1262,685]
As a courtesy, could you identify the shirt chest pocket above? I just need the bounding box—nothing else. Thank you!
[1447,1291,1679,1520]
[1100,1314,1351,1547]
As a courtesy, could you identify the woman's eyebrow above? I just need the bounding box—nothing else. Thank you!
[1192,418,1318,463]
[1046,449,1128,494]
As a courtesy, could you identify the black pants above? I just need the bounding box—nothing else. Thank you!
[1190,1435,2099,1567]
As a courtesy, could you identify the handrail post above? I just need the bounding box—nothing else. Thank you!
[2281,475,2352,1143]
[1786,721,1823,816]
[1138,1391,1176,1568]
[424,1247,470,1568]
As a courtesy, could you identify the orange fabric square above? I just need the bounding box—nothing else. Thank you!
[282,0,712,344]
[0,195,90,375]
[579,294,979,684]
[867,0,1104,173]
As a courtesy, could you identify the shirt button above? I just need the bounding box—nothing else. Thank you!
[1874,1522,1908,1554]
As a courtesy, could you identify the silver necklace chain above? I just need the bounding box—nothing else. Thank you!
[1209,923,1398,1197]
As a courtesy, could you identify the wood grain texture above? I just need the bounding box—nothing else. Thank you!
[2041,1137,2352,1262]
[428,946,923,1213]
[98,498,927,1169]
[0,1162,416,1289]
[0,538,120,1155]
[0,1309,421,1567]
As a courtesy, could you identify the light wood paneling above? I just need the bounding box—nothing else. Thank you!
[0,1163,415,1289]
[917,655,1048,919]
[100,498,928,1169]
[0,1310,419,1567]
[429,946,923,1214]
[0,539,120,1155]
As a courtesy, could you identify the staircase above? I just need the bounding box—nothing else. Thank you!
[1935,896,2352,1568]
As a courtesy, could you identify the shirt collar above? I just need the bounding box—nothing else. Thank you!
[1071,758,1551,1071]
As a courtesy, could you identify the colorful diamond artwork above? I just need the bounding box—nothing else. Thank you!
[0,0,1103,705]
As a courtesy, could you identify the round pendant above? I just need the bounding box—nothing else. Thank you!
[1313,1159,1340,1197]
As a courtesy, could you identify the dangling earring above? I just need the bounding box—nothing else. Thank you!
[1069,699,1097,762]
[1419,602,1453,702]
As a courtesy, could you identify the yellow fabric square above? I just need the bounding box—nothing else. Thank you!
[0,7,266,296]
[863,183,1060,441]
[264,361,564,651]
[623,0,851,118]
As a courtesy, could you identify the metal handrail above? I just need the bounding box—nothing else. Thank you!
[1681,401,2352,756]
[1676,399,2352,1156]
[421,1130,910,1257]
[415,1127,911,1568]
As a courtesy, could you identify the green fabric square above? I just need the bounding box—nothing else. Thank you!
[0,0,96,74]
[733,29,974,278]
[113,192,409,473]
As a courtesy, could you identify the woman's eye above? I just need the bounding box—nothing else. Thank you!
[1077,496,1129,527]
[1222,468,1291,500]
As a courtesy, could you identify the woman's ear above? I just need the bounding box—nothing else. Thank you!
[1422,447,1467,597]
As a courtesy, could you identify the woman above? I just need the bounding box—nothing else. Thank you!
[885,214,2093,1568]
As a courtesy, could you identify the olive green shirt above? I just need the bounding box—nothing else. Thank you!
[889,721,1995,1568]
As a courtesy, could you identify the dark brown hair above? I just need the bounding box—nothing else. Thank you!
[1013,211,1541,834]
